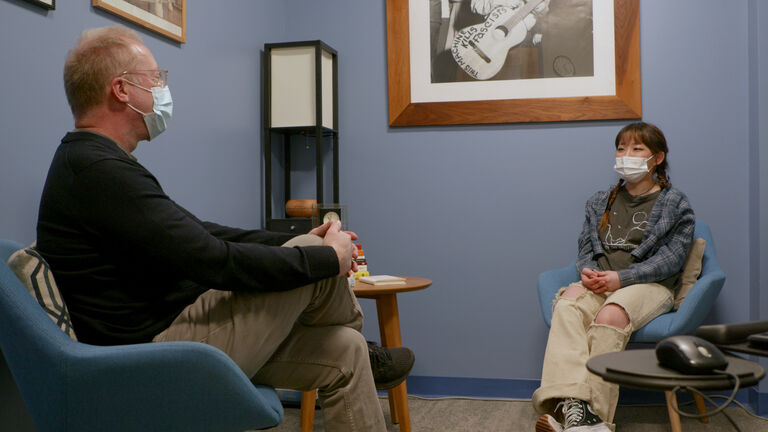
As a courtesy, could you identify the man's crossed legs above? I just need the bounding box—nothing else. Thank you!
[153,235,411,431]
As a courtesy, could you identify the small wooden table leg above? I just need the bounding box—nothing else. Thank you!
[693,392,709,423]
[665,390,683,432]
[300,389,317,432]
[375,293,411,432]
[388,381,410,427]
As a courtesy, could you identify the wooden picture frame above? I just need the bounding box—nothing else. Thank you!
[92,0,186,43]
[23,0,55,10]
[386,0,640,126]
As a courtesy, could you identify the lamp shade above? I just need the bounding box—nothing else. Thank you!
[266,41,336,129]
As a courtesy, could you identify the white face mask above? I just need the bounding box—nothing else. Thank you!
[614,155,654,183]
[125,83,173,140]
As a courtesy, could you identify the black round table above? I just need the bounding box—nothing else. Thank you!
[587,349,764,391]
[587,349,764,432]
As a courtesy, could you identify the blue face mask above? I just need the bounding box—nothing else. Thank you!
[125,82,173,140]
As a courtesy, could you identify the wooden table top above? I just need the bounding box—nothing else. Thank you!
[353,276,432,297]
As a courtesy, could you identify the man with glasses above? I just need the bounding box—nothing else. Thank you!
[36,25,412,431]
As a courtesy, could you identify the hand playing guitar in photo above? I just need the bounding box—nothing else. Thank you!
[470,0,550,23]
[453,0,550,80]
[471,0,524,16]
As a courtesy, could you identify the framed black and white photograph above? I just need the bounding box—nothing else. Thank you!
[23,0,55,10]
[92,0,186,43]
[430,0,594,83]
[386,0,640,126]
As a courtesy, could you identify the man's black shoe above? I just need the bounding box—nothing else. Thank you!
[367,341,415,390]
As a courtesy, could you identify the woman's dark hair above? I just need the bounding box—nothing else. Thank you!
[600,122,670,230]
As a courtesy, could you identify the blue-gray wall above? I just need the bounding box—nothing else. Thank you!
[1,0,767,419]
[284,0,763,381]
[753,0,768,399]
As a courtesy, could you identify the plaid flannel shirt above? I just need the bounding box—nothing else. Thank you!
[576,185,695,288]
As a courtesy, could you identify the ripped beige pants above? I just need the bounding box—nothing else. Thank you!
[532,281,673,428]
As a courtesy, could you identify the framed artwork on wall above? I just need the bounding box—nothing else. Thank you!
[23,0,55,9]
[386,0,640,126]
[92,0,186,43]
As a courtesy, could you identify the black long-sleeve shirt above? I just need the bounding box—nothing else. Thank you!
[37,131,339,345]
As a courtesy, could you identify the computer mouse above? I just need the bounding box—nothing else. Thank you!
[655,335,728,375]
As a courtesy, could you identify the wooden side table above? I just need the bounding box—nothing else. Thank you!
[300,276,432,432]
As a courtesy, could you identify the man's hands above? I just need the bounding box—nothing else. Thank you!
[311,221,359,276]
[581,268,621,294]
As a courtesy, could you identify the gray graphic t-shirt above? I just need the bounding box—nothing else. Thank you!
[598,188,679,290]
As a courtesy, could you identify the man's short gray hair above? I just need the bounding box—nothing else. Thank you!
[63,26,143,117]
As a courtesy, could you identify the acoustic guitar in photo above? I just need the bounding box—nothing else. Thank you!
[451,0,545,80]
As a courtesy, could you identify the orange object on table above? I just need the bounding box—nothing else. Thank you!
[285,199,316,218]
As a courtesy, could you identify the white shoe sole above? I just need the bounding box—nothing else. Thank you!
[564,424,612,432]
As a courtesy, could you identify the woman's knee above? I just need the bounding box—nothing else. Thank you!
[594,303,629,329]
[559,284,587,300]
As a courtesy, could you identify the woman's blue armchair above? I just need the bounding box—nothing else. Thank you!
[537,220,725,343]
[0,239,283,432]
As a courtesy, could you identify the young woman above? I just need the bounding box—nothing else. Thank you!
[532,122,695,432]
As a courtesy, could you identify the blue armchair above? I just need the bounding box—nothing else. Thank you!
[536,221,725,431]
[0,239,283,432]
[537,220,725,343]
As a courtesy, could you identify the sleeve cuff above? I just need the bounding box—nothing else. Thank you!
[302,245,340,279]
[617,269,636,287]
[577,260,598,274]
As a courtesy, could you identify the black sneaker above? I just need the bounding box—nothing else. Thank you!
[367,341,415,390]
[557,398,611,431]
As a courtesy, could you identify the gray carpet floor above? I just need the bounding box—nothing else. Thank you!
[265,396,768,431]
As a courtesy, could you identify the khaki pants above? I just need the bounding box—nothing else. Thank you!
[153,235,386,432]
[532,281,674,429]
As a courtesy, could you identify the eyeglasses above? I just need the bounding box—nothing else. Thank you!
[120,69,168,88]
